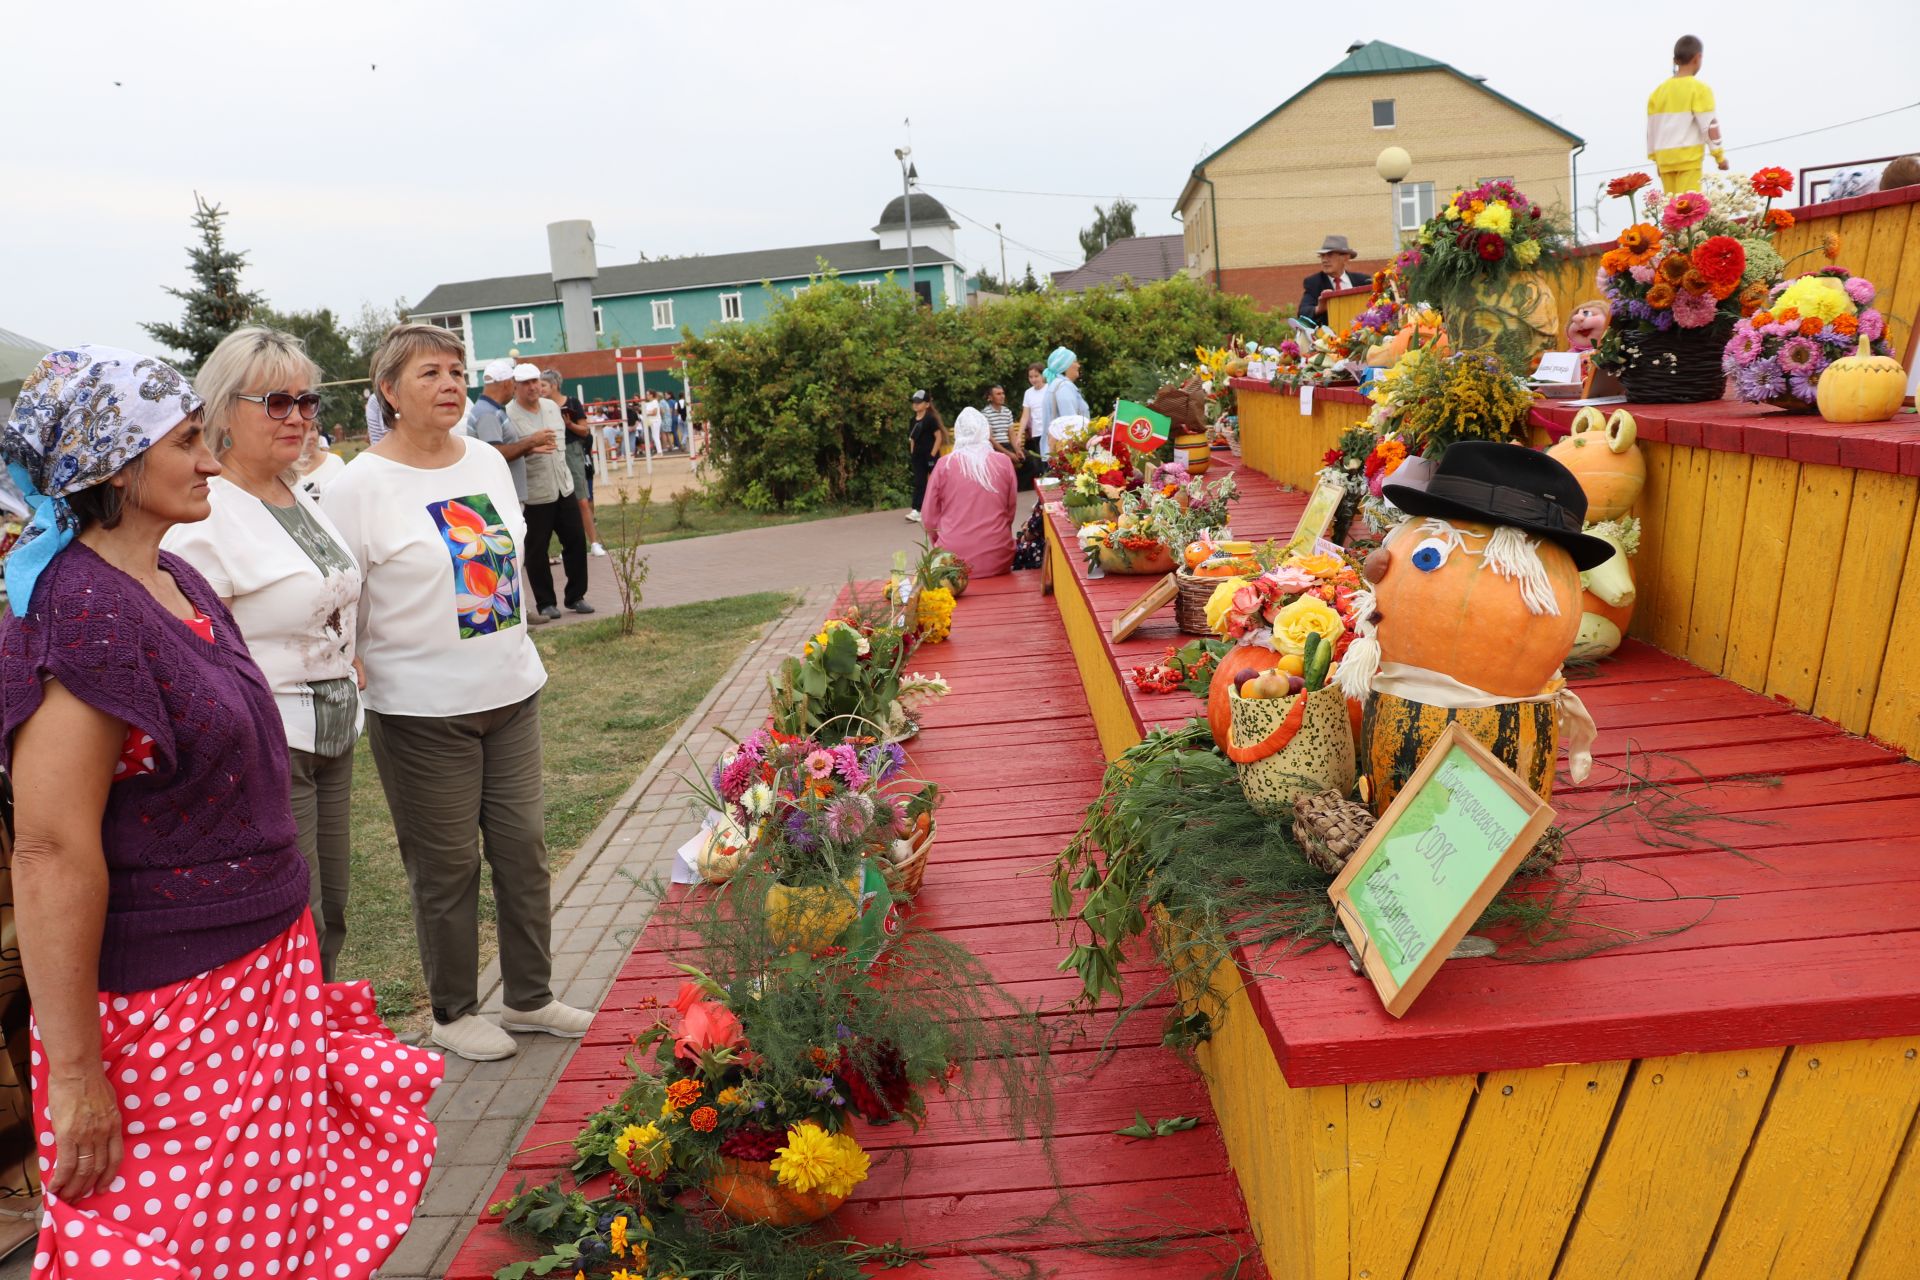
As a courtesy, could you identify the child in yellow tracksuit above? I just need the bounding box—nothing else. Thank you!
[1646,34,1726,194]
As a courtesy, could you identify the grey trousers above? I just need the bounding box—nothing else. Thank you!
[287,744,354,981]
[364,692,555,1024]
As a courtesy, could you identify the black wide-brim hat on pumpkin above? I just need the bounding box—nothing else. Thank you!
[1381,441,1616,571]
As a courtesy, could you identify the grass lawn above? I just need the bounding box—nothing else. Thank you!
[338,591,795,1030]
[592,496,868,547]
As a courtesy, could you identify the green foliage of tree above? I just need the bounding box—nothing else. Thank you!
[681,272,1288,511]
[1077,199,1139,261]
[142,195,264,373]
[249,299,408,440]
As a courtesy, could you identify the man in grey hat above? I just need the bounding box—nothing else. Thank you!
[1298,235,1362,325]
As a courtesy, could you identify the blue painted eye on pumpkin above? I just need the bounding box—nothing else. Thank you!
[1409,537,1451,573]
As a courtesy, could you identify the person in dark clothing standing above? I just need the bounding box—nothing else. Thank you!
[1298,234,1363,326]
[906,389,945,523]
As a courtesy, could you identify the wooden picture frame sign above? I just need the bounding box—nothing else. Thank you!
[1327,723,1555,1018]
[1110,573,1177,642]
[1283,475,1348,557]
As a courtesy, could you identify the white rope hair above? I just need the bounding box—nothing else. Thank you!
[1335,589,1380,700]
[1416,518,1470,554]
[1482,525,1560,616]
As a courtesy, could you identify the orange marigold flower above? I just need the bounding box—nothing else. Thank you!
[1616,222,1664,263]
[665,1079,703,1111]
[1832,313,1859,336]
[1601,248,1631,275]
[1646,282,1677,309]
[1659,253,1691,283]
[688,1106,719,1133]
[1765,208,1795,231]
[1823,232,1844,261]
[1800,317,1824,336]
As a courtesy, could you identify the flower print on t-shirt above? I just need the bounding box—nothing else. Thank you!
[428,494,523,637]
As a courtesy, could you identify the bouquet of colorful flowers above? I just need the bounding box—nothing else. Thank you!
[1367,344,1534,454]
[1593,167,1800,371]
[706,727,933,885]
[1200,550,1366,660]
[1723,268,1892,408]
[1399,182,1570,369]
[1047,414,1118,482]
[769,607,921,745]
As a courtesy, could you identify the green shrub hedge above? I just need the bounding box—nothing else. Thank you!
[681,275,1292,511]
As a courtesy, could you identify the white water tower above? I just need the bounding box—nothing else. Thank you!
[547,220,599,354]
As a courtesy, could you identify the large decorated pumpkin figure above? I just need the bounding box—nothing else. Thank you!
[1337,442,1612,814]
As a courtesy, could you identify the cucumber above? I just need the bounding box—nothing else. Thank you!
[1302,631,1332,692]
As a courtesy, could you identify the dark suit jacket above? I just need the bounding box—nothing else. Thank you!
[1299,270,1361,322]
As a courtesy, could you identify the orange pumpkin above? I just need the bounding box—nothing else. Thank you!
[1546,407,1644,522]
[1369,518,1582,699]
[1364,320,1450,368]
[707,1156,848,1226]
[1207,646,1283,748]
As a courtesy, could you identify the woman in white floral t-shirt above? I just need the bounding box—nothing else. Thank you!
[163,326,363,978]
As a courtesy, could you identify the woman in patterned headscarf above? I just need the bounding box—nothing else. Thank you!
[0,345,438,1279]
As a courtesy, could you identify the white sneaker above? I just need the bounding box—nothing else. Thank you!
[590,542,607,557]
[431,1014,518,1061]
[500,999,595,1039]
[906,510,922,523]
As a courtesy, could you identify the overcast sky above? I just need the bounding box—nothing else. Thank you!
[9,1,1919,356]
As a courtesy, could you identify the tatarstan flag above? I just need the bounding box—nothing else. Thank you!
[1112,400,1171,452]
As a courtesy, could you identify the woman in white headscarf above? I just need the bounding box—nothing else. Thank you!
[920,407,1019,577]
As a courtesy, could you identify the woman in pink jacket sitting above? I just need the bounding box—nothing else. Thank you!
[921,407,1018,577]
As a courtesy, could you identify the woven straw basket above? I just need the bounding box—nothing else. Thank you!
[1172,570,1220,636]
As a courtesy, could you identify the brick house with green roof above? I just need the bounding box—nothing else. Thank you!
[1174,40,1584,310]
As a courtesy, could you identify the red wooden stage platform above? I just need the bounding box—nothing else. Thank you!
[446,576,1268,1277]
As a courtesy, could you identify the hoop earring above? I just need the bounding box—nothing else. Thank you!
[220,433,233,451]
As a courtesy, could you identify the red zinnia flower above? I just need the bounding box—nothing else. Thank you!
[1692,235,1746,288]
[1606,173,1653,198]
[1751,167,1792,199]
[1476,233,1508,261]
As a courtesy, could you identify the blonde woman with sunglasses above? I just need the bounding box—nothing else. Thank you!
[161,326,364,979]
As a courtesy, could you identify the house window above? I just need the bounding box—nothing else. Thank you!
[511,313,535,344]
[651,299,674,329]
[791,283,810,298]
[719,293,743,323]
[1479,175,1513,186]
[1396,181,1436,231]
[429,314,464,339]
[592,307,604,336]
[1372,99,1396,129]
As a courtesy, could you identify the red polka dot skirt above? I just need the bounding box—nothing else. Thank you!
[29,911,443,1278]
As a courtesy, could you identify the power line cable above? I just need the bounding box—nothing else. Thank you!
[936,197,1081,269]
[921,99,1920,205]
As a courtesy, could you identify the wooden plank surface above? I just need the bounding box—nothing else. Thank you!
[1043,451,1920,1089]
[448,567,1267,1279]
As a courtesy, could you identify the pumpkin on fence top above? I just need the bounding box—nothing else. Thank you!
[1817,334,1908,424]
[1546,407,1644,522]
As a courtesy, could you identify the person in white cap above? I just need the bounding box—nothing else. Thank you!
[507,363,591,620]
[468,358,547,515]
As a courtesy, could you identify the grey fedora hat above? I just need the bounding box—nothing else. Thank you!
[1318,235,1355,256]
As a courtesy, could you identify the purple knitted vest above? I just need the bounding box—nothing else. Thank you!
[1,543,308,992]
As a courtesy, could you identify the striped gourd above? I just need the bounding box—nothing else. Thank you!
[1359,691,1557,814]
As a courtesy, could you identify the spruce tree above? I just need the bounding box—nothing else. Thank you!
[143,194,263,372]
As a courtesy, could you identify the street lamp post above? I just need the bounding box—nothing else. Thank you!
[1376,146,1413,259]
[894,147,916,303]
[996,222,1007,292]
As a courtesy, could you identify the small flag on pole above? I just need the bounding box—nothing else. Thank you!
[1112,400,1172,452]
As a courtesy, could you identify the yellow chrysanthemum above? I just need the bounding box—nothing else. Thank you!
[1513,239,1542,266]
[771,1123,872,1199]
[1773,276,1854,324]
[1203,577,1250,636]
[917,586,956,644]
[1472,202,1514,237]
[716,1086,743,1106]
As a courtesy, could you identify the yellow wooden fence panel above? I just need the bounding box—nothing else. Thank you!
[1882,202,1920,367]
[1721,455,1801,691]
[1698,1037,1920,1280]
[1626,441,1673,642]
[1683,450,1755,672]
[1553,1047,1784,1280]
[1850,1095,1920,1280]
[1406,1061,1629,1280]
[1650,445,1710,656]
[1346,1075,1475,1280]
[1813,471,1918,733]
[1764,462,1857,710]
[1869,505,1920,752]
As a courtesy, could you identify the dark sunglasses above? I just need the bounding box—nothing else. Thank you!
[235,391,322,421]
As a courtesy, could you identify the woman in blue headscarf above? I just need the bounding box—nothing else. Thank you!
[1040,346,1088,450]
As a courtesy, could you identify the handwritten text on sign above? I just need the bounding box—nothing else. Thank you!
[1347,747,1532,984]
